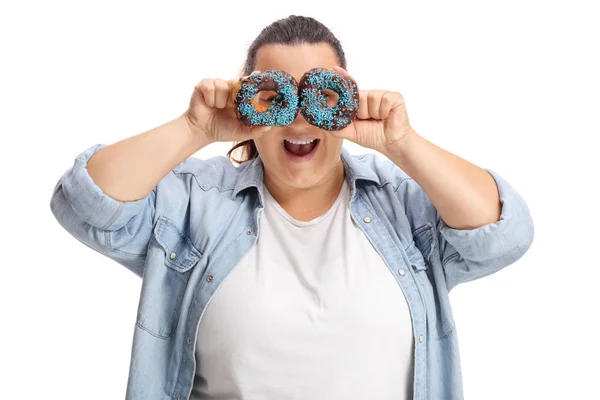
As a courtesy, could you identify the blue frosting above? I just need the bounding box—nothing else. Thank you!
[234,68,359,130]
[235,70,299,126]
[299,68,359,131]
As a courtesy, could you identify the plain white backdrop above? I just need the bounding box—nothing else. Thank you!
[1,0,598,398]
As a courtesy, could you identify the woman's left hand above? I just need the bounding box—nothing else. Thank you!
[329,66,416,153]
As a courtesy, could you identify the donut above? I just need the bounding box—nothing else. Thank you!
[298,67,359,131]
[232,70,299,126]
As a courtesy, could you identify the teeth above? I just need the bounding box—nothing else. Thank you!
[285,139,316,145]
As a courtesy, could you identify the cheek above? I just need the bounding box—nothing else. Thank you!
[322,135,344,152]
[253,136,282,158]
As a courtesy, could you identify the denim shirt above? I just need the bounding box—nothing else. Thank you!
[50,143,534,400]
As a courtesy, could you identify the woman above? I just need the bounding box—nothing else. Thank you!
[50,15,534,400]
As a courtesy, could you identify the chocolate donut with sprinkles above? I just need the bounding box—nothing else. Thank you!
[232,70,299,126]
[298,67,359,131]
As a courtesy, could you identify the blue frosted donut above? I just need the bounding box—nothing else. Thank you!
[298,68,359,131]
[232,70,299,126]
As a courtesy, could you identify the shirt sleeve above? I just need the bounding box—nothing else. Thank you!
[50,143,156,278]
[56,143,154,230]
[402,168,534,292]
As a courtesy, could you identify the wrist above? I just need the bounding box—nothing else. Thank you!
[381,129,418,158]
[181,111,214,147]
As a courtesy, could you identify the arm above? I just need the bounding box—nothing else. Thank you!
[50,113,212,277]
[383,131,502,230]
[87,114,211,206]
[385,130,535,291]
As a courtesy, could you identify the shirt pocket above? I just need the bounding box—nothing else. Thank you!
[135,215,202,339]
[409,226,457,341]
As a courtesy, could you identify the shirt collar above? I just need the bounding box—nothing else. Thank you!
[231,146,381,205]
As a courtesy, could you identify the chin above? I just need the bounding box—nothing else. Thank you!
[282,170,323,188]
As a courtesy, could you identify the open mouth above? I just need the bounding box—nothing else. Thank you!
[282,138,320,161]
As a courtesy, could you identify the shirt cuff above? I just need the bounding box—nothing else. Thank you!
[438,168,534,264]
[60,143,154,230]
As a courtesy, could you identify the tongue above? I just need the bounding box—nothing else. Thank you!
[285,141,316,156]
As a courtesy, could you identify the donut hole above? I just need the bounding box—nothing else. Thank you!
[297,67,359,131]
[255,90,279,108]
[321,89,339,107]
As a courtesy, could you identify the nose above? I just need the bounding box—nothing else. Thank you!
[290,107,311,127]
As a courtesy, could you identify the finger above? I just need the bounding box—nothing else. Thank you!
[227,79,239,108]
[238,124,272,140]
[379,91,399,119]
[242,70,261,79]
[367,90,383,119]
[252,125,273,134]
[332,65,356,83]
[231,70,261,107]
[357,90,370,119]
[199,79,216,107]
[213,79,230,109]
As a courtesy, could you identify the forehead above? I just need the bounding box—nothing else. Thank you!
[254,43,339,83]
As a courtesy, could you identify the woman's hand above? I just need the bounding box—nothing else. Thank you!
[329,66,417,153]
[184,72,272,144]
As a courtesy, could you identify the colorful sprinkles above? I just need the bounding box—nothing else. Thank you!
[233,68,359,131]
[233,70,299,126]
[298,68,359,131]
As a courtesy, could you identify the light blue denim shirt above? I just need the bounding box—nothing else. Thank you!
[50,143,534,400]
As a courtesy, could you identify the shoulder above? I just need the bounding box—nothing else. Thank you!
[350,151,434,222]
[169,154,243,191]
[347,151,413,190]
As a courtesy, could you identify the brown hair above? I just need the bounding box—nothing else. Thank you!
[226,15,347,165]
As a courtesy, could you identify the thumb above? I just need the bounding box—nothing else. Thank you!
[240,124,273,138]
[252,125,273,136]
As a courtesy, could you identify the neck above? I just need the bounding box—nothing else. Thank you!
[264,160,346,222]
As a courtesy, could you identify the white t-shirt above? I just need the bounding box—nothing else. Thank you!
[190,179,414,399]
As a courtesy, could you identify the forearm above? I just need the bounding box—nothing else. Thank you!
[87,113,212,202]
[382,130,502,230]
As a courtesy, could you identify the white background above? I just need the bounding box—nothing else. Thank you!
[1,0,598,398]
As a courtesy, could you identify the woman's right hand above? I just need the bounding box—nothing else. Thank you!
[184,73,272,144]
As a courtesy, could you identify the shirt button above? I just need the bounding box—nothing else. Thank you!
[363,216,371,223]
[246,228,254,235]
[187,336,192,345]
[398,268,406,276]
[207,275,214,282]
[173,397,180,400]
[169,252,177,259]
[419,334,424,343]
